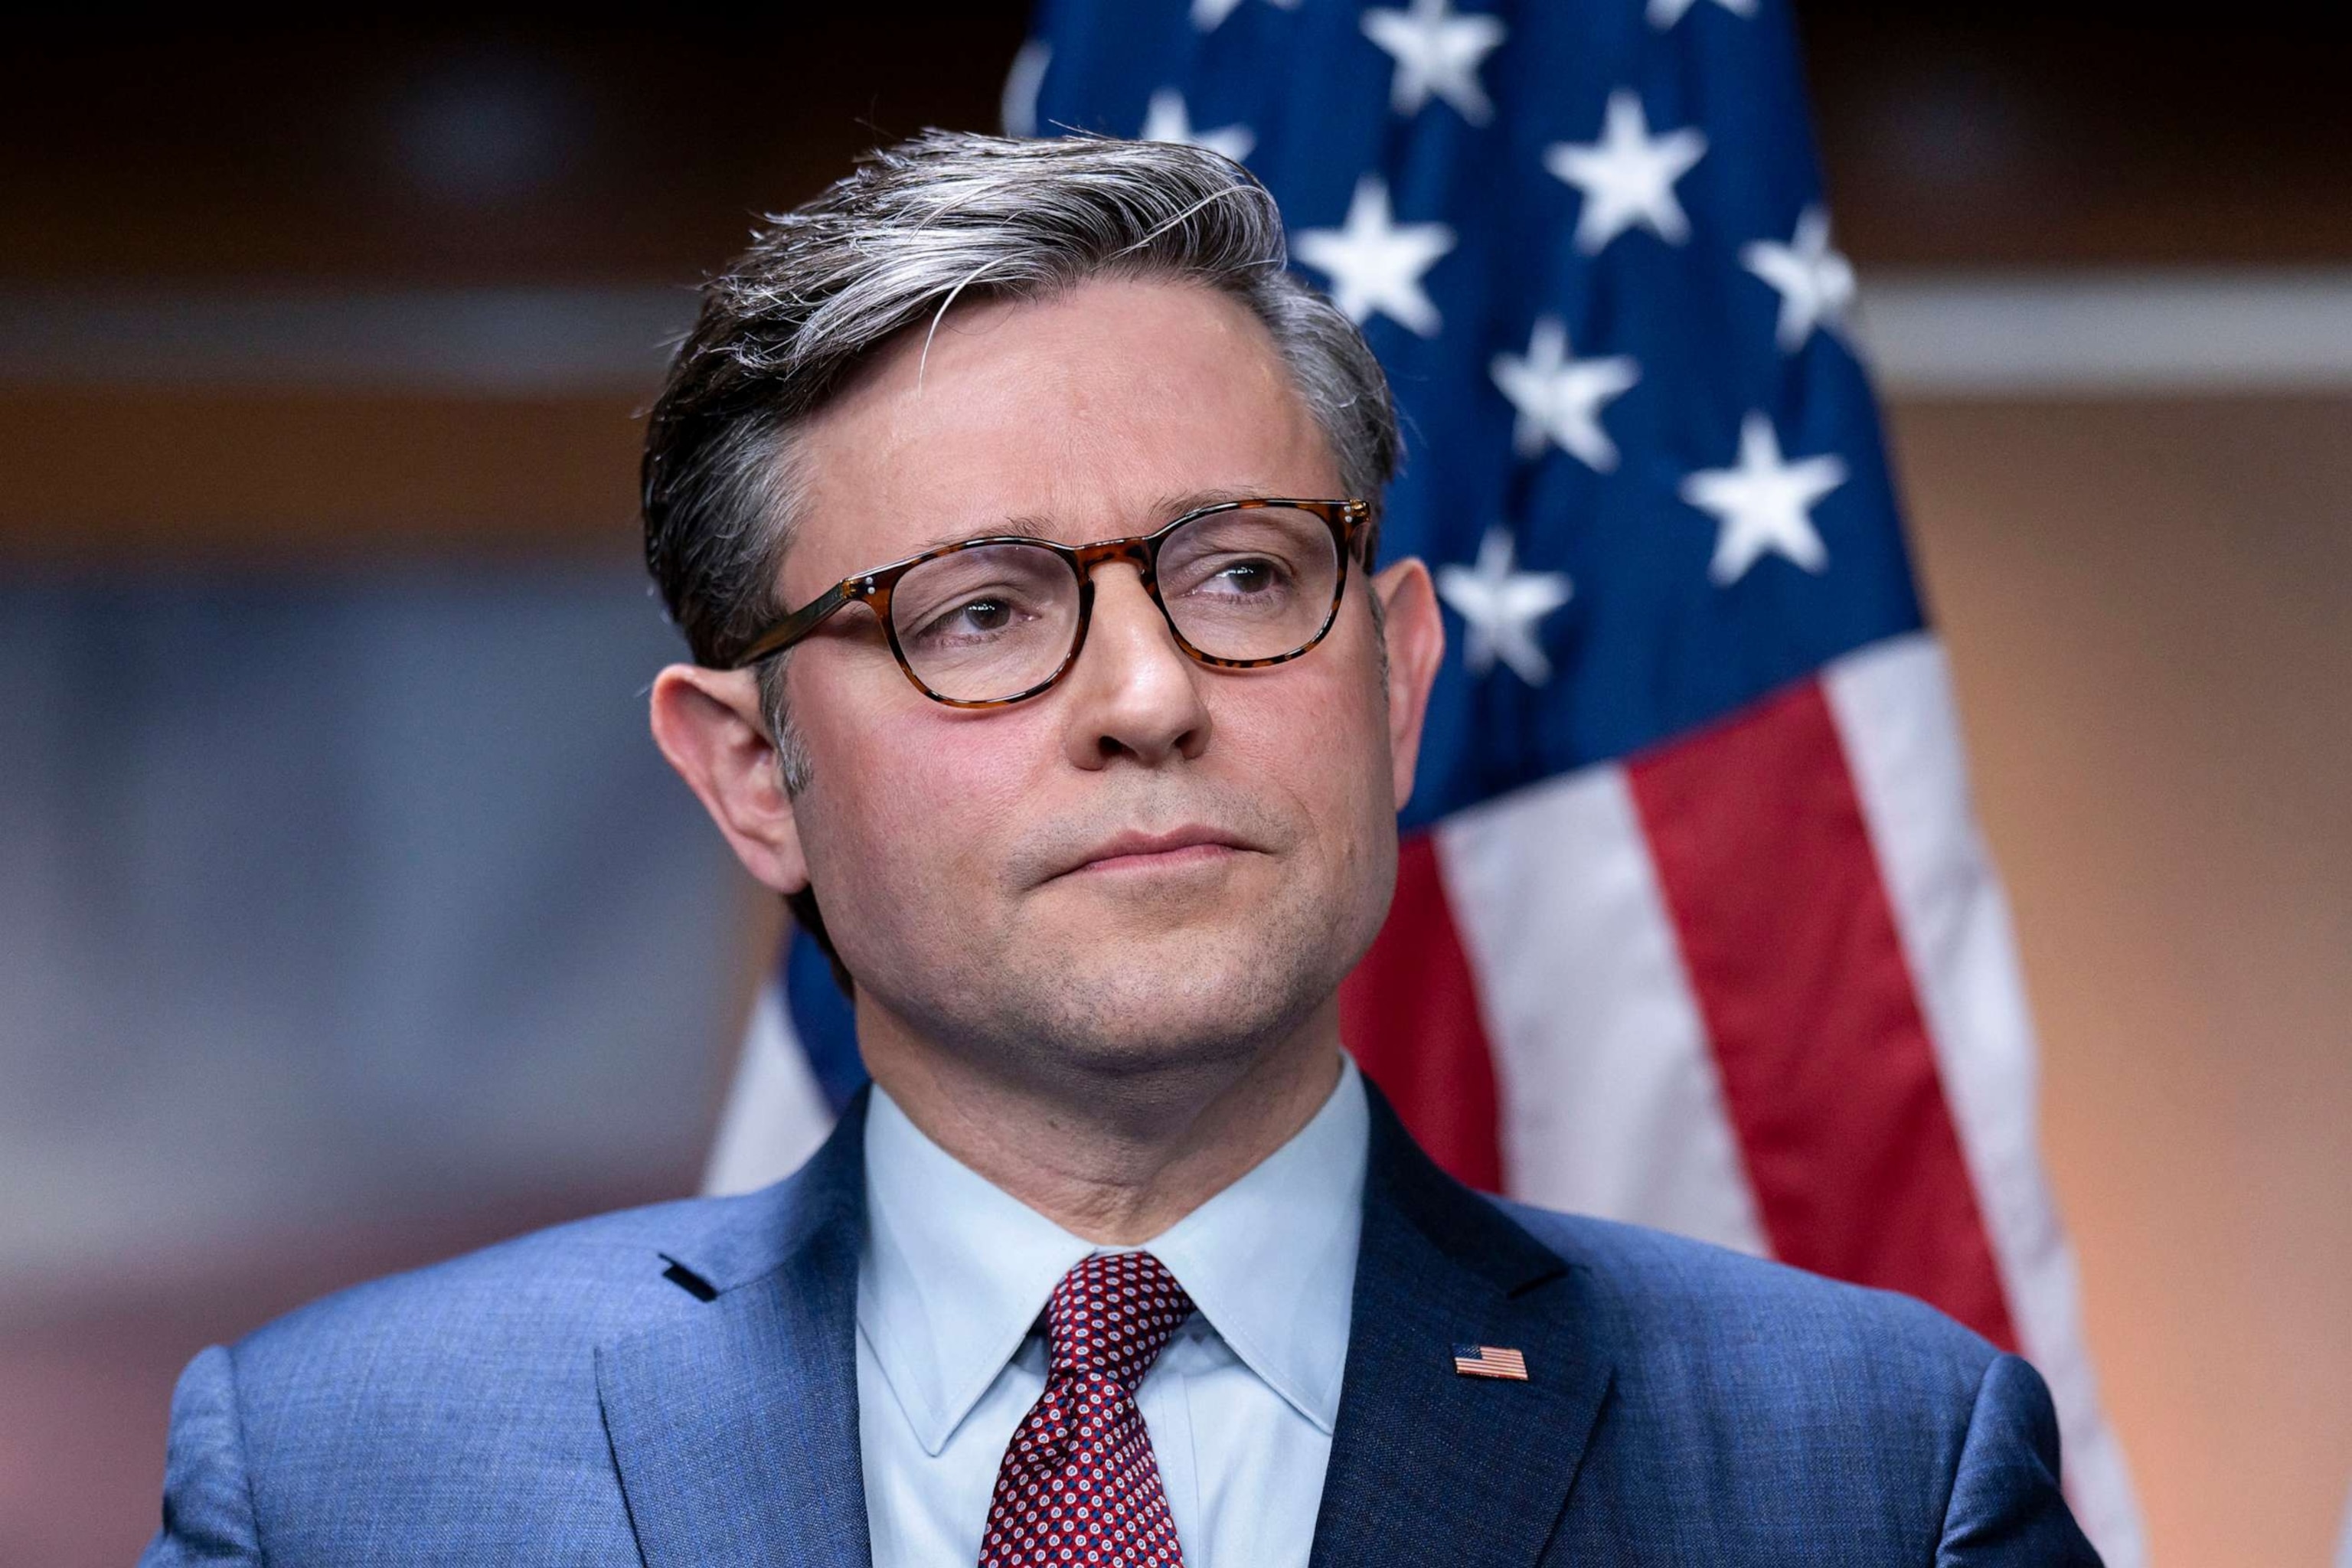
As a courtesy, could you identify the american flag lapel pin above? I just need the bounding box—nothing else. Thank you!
[1452,1344,1529,1381]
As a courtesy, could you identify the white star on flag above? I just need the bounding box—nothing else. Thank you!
[1436,526,1574,684]
[1740,205,1855,351]
[1191,0,1299,31]
[1139,90,1256,164]
[1361,0,1508,126]
[1000,41,1050,139]
[1678,413,1847,585]
[1490,316,1641,470]
[1648,0,1757,28]
[1292,175,1457,337]
[1544,90,1709,253]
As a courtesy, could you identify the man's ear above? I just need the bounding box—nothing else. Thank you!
[648,663,811,895]
[1370,557,1446,811]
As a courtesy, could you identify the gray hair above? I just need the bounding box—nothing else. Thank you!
[642,130,1402,791]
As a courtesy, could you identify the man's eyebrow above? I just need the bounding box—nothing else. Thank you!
[909,514,1057,551]
[1143,485,1269,519]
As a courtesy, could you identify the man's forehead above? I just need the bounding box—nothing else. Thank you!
[783,281,1338,577]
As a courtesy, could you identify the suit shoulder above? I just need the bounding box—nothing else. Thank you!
[1492,1198,2000,1400]
[159,1190,788,1558]
[233,1188,766,1382]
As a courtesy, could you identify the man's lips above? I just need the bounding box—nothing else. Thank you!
[1049,825,1257,880]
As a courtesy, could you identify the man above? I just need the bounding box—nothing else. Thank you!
[144,133,2098,1566]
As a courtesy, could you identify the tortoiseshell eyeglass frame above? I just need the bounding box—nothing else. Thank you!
[724,497,1377,709]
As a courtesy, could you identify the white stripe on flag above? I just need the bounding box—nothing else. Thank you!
[702,979,838,1197]
[1437,765,1770,1257]
[1825,633,2144,1568]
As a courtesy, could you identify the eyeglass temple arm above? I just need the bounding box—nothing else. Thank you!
[729,580,861,669]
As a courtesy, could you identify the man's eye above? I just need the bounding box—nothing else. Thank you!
[1191,557,1292,597]
[958,599,1012,631]
[913,597,1021,642]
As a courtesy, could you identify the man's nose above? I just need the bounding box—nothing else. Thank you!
[1058,564,1213,769]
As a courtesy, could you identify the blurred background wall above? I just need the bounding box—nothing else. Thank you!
[2,7,2346,1564]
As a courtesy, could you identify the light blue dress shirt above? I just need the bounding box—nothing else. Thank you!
[855,1057,1369,1568]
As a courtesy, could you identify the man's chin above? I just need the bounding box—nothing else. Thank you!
[1021,893,1279,977]
[998,929,1337,1069]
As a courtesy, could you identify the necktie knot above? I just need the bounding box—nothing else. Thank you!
[1044,1250,1194,1390]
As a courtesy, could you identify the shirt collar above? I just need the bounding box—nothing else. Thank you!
[858,1056,1368,1455]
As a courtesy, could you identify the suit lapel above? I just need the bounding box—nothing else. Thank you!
[599,1093,874,1568]
[1308,1089,1615,1568]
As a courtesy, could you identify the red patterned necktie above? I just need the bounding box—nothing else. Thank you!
[978,1250,1196,1568]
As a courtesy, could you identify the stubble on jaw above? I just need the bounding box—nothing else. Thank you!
[848,840,1377,1239]
[865,812,1387,1115]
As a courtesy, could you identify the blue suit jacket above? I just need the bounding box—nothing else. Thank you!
[144,1086,2099,1565]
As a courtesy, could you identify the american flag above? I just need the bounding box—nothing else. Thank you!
[706,1,2139,1557]
[1452,1344,1530,1381]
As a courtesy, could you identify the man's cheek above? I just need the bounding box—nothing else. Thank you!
[861,743,1030,899]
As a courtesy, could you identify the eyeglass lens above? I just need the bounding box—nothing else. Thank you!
[889,505,1341,703]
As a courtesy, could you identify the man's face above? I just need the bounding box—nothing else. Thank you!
[743,279,1437,1083]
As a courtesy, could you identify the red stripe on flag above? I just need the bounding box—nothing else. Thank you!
[1342,830,1504,1192]
[1628,679,2019,1350]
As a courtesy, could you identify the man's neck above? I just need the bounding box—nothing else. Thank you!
[859,1008,1346,1246]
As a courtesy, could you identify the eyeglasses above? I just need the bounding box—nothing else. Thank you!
[728,497,1374,708]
